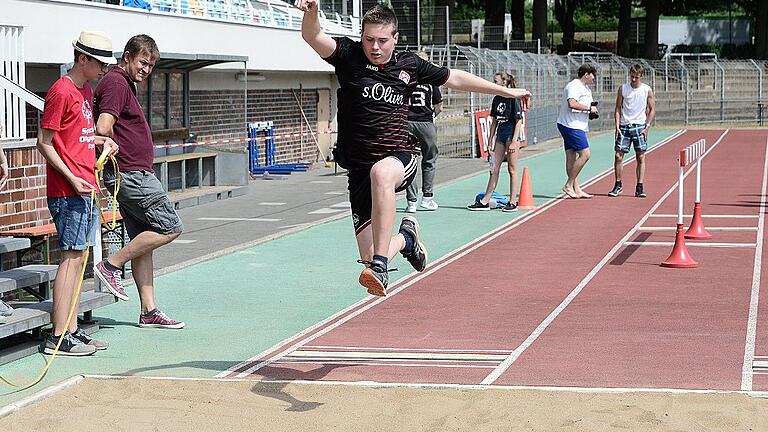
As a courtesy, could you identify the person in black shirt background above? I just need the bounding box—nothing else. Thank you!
[297,0,531,296]
[405,51,443,214]
[467,72,523,212]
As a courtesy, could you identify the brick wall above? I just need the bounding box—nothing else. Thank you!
[190,88,323,163]
[0,146,49,230]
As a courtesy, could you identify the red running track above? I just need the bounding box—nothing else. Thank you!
[226,129,768,392]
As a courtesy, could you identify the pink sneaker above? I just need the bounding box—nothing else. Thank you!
[139,309,185,329]
[94,260,129,301]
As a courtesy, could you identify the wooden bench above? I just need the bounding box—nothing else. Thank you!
[153,151,217,193]
[0,237,30,254]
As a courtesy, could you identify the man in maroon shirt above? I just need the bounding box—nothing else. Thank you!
[94,34,185,329]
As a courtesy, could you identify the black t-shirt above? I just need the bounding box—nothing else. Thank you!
[490,96,523,124]
[407,84,443,122]
[324,37,450,169]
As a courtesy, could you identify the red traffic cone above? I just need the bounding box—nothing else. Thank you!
[517,167,535,210]
[661,224,699,268]
[684,202,712,240]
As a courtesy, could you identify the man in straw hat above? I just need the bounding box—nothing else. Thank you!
[37,30,119,356]
[94,34,185,329]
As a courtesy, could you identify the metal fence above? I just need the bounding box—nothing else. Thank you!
[0,25,26,142]
[427,46,768,158]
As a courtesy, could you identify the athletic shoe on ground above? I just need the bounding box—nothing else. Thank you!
[43,332,96,356]
[94,260,129,301]
[139,309,186,329]
[419,197,438,211]
[399,216,428,272]
[608,183,623,197]
[467,200,490,211]
[72,327,109,350]
[358,258,389,296]
[635,184,647,198]
[0,300,13,323]
[501,202,518,212]
[405,200,417,213]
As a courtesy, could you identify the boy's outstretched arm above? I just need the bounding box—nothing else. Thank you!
[444,69,532,108]
[295,0,336,59]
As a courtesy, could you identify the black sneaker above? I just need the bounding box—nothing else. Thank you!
[608,183,623,197]
[358,258,390,296]
[43,332,96,356]
[467,200,490,211]
[72,328,109,350]
[501,202,518,212]
[635,184,646,198]
[399,216,428,272]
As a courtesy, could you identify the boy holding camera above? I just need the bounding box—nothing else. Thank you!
[557,63,598,199]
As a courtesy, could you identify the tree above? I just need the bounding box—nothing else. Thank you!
[511,0,525,40]
[617,0,632,56]
[532,0,548,47]
[555,0,578,53]
[643,0,660,59]
[484,0,505,26]
[756,0,768,58]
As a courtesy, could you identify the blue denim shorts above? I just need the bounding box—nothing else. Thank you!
[48,195,99,251]
[615,123,648,153]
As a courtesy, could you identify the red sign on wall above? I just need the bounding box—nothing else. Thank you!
[474,109,530,159]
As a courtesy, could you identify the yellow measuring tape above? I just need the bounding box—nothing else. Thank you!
[0,149,119,391]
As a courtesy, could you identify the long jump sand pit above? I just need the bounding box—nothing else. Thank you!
[3,377,768,431]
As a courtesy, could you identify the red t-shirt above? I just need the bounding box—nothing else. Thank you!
[40,77,97,198]
[94,67,154,172]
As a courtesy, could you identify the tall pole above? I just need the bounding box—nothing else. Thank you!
[416,0,421,50]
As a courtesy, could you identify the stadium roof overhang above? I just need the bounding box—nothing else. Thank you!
[113,52,249,72]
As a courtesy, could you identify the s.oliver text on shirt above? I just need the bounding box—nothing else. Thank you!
[362,83,404,105]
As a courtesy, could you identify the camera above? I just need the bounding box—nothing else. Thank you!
[588,101,599,120]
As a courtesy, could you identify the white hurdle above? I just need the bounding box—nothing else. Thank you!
[661,139,706,268]
[682,139,712,240]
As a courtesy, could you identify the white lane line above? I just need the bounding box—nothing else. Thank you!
[330,201,351,208]
[623,241,757,248]
[288,350,508,361]
[172,239,197,244]
[303,345,512,354]
[324,191,346,195]
[219,130,689,379]
[308,208,347,214]
[197,217,282,222]
[754,360,768,369]
[270,360,496,369]
[637,226,758,232]
[258,202,286,206]
[311,180,333,184]
[742,139,768,392]
[649,214,759,219]
[481,129,731,385]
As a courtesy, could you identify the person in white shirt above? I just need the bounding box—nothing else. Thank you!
[557,64,598,199]
[609,63,656,198]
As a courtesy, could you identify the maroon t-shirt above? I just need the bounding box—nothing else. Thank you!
[94,67,154,172]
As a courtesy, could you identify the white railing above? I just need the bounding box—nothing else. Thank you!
[135,0,358,35]
[0,25,26,141]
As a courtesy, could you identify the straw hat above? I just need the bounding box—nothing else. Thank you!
[72,31,117,65]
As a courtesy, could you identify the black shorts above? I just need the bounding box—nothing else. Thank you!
[348,152,418,234]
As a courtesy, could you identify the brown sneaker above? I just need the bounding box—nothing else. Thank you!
[357,259,389,296]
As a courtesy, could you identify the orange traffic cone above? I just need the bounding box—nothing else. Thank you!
[661,224,699,268]
[517,166,535,210]
[685,202,712,240]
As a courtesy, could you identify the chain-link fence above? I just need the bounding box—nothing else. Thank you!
[428,47,768,159]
